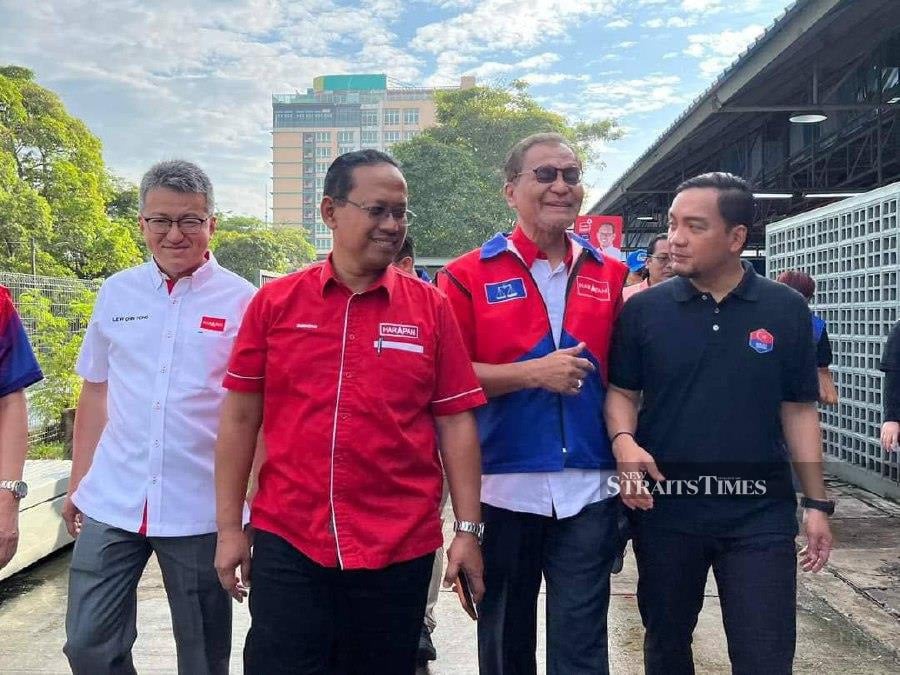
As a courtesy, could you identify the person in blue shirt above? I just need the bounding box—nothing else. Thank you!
[0,285,44,570]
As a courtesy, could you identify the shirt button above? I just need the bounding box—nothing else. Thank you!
[161,365,167,373]
[171,298,177,305]
[152,477,158,484]
[702,294,708,301]
[340,413,349,421]
[153,440,160,447]
[153,401,161,410]
[713,324,720,332]
[714,308,720,314]
[166,331,173,339]
[345,372,352,379]
[349,333,356,340]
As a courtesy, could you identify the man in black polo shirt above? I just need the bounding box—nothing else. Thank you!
[605,172,833,675]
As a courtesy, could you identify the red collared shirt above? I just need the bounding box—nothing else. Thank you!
[224,259,486,570]
[509,225,573,268]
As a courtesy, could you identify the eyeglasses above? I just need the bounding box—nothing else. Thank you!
[342,199,415,224]
[516,165,582,185]
[648,254,671,264]
[142,216,209,234]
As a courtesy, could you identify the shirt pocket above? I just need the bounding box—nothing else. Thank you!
[181,331,236,390]
[373,337,435,408]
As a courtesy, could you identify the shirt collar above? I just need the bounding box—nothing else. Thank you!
[318,254,396,298]
[672,260,760,303]
[146,250,217,291]
[482,226,603,268]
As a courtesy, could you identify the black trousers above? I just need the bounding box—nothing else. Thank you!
[244,529,434,675]
[477,499,620,675]
[633,524,797,675]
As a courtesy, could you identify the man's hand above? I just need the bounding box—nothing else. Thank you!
[0,498,19,570]
[528,342,596,395]
[880,421,899,452]
[799,508,833,573]
[61,495,83,538]
[613,436,664,511]
[215,527,251,602]
[442,533,484,620]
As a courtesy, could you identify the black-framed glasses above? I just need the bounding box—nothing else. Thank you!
[516,165,582,185]
[142,216,209,234]
[342,199,415,224]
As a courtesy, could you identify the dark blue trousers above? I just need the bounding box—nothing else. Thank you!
[633,525,797,675]
[477,499,620,675]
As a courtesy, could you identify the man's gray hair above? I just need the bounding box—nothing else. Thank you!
[139,160,215,214]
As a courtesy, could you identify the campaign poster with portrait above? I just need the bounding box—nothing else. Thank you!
[574,215,624,261]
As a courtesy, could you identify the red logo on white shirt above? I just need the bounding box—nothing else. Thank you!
[379,323,419,339]
[200,316,226,332]
[575,276,611,302]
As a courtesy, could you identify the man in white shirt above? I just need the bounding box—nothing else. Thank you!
[62,160,256,675]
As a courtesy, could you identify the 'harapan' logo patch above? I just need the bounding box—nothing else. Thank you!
[380,323,419,339]
[748,328,774,354]
[575,276,611,302]
[200,316,226,332]
[485,278,527,304]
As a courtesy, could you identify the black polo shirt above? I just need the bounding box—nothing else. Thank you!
[609,262,818,537]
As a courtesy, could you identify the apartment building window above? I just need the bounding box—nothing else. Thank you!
[383,108,400,125]
[361,130,379,144]
[315,177,325,189]
[403,108,420,125]
[361,110,378,126]
[403,131,419,141]
[338,131,354,143]
[315,131,331,142]
[315,147,332,159]
[383,131,401,143]
[316,162,329,174]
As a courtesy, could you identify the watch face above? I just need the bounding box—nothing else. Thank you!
[13,482,27,499]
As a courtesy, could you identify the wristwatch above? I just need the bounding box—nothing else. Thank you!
[0,480,28,500]
[800,496,835,516]
[453,520,484,545]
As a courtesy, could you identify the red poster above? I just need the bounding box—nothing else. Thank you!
[574,215,624,261]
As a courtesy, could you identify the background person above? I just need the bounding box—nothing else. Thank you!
[623,234,674,302]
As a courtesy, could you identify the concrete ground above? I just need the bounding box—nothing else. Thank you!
[0,478,898,673]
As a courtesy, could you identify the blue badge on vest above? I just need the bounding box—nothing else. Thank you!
[485,278,527,304]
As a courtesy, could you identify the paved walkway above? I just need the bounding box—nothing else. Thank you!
[0,478,898,673]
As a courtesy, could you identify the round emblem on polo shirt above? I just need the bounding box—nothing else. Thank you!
[748,328,775,354]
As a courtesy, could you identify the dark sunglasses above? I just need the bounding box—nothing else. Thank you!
[517,165,582,185]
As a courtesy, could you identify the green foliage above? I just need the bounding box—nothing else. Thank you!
[390,81,620,257]
[28,441,66,460]
[216,213,267,232]
[210,226,316,284]
[17,287,96,426]
[0,65,143,277]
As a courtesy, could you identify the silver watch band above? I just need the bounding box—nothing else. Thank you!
[453,520,484,543]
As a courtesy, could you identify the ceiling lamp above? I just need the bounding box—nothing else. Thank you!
[789,111,827,124]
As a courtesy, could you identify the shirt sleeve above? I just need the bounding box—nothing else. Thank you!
[783,300,819,402]
[435,267,477,359]
[431,294,486,416]
[222,289,268,393]
[880,321,900,372]
[0,288,44,397]
[607,296,643,392]
[74,283,111,383]
[816,328,833,368]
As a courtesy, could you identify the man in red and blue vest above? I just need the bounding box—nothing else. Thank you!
[438,132,628,675]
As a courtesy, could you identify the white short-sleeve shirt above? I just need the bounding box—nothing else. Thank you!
[73,253,256,536]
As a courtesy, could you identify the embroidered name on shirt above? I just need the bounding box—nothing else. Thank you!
[200,316,226,332]
[749,328,774,354]
[113,314,149,323]
[575,276,611,302]
[380,323,419,339]
[485,278,527,304]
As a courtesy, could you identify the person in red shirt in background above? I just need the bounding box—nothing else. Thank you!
[622,234,674,302]
[0,286,44,571]
[214,150,486,675]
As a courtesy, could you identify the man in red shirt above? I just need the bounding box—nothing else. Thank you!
[215,150,486,674]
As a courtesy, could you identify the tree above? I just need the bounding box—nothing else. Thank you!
[0,65,143,277]
[216,213,268,232]
[390,81,620,257]
[210,227,315,284]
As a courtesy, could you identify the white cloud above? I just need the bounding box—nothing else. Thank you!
[615,41,637,49]
[519,72,588,86]
[681,0,722,12]
[644,18,664,28]
[662,51,680,59]
[644,16,697,29]
[606,18,631,28]
[681,25,765,77]
[516,52,562,71]
[573,74,688,119]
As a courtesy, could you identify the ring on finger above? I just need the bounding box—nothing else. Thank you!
[575,379,583,390]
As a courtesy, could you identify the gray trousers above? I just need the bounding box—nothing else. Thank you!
[64,516,231,675]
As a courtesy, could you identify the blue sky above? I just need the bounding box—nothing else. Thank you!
[0,0,792,218]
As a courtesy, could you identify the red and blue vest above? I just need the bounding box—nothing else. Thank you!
[438,232,627,474]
